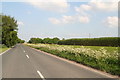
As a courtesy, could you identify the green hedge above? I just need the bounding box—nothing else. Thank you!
[58,37,120,47]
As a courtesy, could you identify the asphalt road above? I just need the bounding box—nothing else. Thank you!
[2,44,115,78]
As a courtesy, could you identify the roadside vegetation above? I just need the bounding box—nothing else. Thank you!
[0,45,9,53]
[26,43,119,76]
[28,37,119,47]
[58,37,119,47]
[0,14,25,48]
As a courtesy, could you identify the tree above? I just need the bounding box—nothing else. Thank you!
[1,15,18,47]
[28,38,42,44]
[28,37,60,44]
[52,37,60,44]
[17,38,25,43]
[42,38,51,44]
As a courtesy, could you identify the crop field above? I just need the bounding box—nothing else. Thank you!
[26,43,119,76]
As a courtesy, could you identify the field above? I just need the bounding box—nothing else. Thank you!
[26,43,119,76]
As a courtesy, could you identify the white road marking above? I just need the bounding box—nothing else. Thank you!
[26,55,29,59]
[37,70,45,80]
[24,51,25,53]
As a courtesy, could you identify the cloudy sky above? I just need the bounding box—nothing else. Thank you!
[2,0,118,41]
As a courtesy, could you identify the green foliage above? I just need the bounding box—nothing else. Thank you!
[0,44,8,53]
[58,37,119,47]
[52,37,60,44]
[28,37,60,44]
[17,38,25,43]
[1,14,24,47]
[28,38,42,44]
[42,37,60,44]
[42,38,51,44]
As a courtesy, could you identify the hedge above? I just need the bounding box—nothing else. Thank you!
[58,37,120,47]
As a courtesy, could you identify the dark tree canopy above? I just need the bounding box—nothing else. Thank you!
[28,38,42,44]
[28,37,60,44]
[1,15,25,47]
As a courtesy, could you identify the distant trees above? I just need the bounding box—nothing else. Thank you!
[1,14,25,47]
[28,38,42,44]
[28,37,119,47]
[58,37,120,47]
[17,38,25,43]
[28,37,60,44]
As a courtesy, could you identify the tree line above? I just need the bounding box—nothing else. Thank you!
[28,37,60,44]
[58,37,120,47]
[28,37,120,47]
[0,14,25,47]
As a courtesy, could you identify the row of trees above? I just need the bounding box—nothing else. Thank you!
[28,37,119,47]
[28,37,60,44]
[1,14,25,47]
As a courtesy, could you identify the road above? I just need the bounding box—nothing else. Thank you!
[2,44,117,79]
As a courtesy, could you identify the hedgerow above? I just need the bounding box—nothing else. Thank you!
[58,37,120,47]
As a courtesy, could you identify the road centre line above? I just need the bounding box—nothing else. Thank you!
[37,70,45,80]
[22,45,45,79]
[26,55,29,59]
[20,45,26,53]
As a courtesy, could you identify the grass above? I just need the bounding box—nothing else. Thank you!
[0,45,9,53]
[26,43,119,76]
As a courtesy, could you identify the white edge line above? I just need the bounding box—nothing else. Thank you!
[26,55,29,58]
[37,70,45,80]
[0,48,12,55]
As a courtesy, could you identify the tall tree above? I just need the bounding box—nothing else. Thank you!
[1,15,18,47]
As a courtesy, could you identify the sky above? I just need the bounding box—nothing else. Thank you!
[2,0,118,41]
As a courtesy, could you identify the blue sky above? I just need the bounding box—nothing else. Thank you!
[2,1,118,41]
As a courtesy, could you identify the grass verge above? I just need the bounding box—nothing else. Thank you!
[0,45,9,53]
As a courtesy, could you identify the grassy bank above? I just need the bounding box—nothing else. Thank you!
[26,43,119,76]
[0,45,9,53]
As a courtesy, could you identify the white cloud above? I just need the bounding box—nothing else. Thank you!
[27,0,69,13]
[104,16,118,27]
[75,4,92,15]
[48,18,61,24]
[89,0,118,11]
[78,16,90,23]
[75,1,118,15]
[49,15,90,24]
[62,15,75,24]
[17,21,24,26]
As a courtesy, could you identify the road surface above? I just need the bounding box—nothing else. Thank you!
[2,44,116,79]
